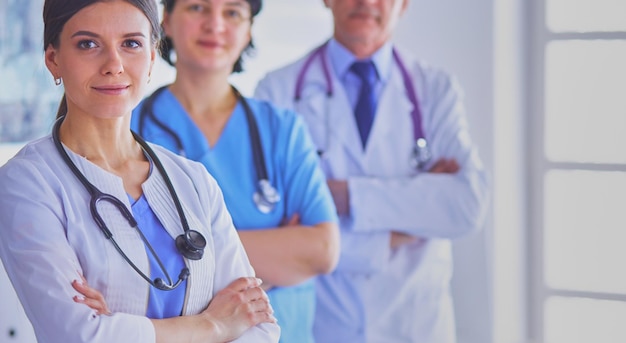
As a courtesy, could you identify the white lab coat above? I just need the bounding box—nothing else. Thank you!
[255,45,489,343]
[0,136,280,343]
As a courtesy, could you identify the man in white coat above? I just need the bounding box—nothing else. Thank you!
[254,0,489,342]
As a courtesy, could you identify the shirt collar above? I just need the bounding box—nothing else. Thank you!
[327,38,394,83]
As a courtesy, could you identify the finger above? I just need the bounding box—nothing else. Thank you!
[240,285,269,303]
[447,159,460,173]
[72,280,104,300]
[248,296,274,314]
[281,213,300,227]
[225,277,263,292]
[81,298,111,315]
[428,159,446,173]
[437,159,459,174]
[247,310,278,327]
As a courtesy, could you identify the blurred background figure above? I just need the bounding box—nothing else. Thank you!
[255,0,489,342]
[132,1,340,342]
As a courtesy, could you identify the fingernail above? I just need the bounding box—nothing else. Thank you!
[256,278,263,285]
[74,295,85,302]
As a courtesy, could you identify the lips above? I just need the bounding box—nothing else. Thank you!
[92,85,130,95]
[197,40,222,49]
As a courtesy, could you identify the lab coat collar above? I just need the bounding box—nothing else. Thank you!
[327,38,394,84]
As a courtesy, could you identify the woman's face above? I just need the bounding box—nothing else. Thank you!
[45,0,156,119]
[162,0,252,73]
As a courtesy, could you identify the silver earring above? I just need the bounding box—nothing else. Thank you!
[54,78,62,86]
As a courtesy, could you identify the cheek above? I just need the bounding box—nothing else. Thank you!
[234,29,251,50]
[59,59,90,86]
[130,55,153,80]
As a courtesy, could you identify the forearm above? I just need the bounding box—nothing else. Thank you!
[152,315,216,343]
[238,222,339,287]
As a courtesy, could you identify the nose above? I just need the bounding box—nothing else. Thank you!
[100,48,124,76]
[202,8,226,32]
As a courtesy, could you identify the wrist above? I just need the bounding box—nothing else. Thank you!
[196,313,222,343]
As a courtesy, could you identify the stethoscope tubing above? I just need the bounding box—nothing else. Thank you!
[138,85,280,212]
[293,42,432,169]
[52,116,197,290]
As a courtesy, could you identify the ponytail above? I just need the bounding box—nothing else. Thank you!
[55,94,67,119]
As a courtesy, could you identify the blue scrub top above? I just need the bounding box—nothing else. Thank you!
[132,89,337,343]
[129,193,187,319]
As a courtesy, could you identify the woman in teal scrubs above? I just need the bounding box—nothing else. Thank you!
[131,1,340,342]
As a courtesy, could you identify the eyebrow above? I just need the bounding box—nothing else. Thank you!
[225,1,248,7]
[181,0,248,7]
[70,31,147,39]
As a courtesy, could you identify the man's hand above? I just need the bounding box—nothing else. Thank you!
[428,158,460,174]
[327,180,349,215]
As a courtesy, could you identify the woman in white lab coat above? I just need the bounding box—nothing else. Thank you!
[0,0,279,342]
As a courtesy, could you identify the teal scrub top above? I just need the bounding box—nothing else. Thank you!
[132,89,338,343]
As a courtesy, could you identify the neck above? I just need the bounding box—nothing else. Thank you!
[169,70,237,121]
[58,114,143,169]
[334,34,387,60]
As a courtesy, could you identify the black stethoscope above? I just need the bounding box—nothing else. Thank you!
[294,42,432,170]
[53,116,207,291]
[137,85,280,214]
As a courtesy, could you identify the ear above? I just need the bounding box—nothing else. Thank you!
[150,44,156,67]
[400,0,410,14]
[161,11,172,37]
[44,44,61,80]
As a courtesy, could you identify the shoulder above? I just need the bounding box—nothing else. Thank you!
[0,136,64,196]
[263,52,310,77]
[245,97,303,130]
[1,136,56,173]
[395,47,461,94]
[257,49,317,87]
[149,143,206,176]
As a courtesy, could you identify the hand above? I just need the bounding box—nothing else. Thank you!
[327,180,349,215]
[428,158,460,174]
[390,231,420,249]
[280,213,300,228]
[72,274,111,316]
[200,277,276,342]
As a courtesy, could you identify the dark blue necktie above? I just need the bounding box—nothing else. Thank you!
[350,61,377,148]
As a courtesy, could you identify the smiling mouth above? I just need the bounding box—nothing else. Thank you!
[93,85,130,94]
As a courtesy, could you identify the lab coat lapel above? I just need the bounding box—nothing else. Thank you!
[326,83,366,168]
[296,58,365,170]
[364,66,415,173]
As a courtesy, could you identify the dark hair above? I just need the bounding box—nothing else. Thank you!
[44,0,161,119]
[159,0,262,73]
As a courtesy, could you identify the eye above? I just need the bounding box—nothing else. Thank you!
[188,3,206,12]
[224,9,243,19]
[77,40,98,50]
[123,39,142,49]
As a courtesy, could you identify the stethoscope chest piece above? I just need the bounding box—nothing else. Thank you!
[412,137,432,171]
[253,179,281,214]
[175,230,207,260]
